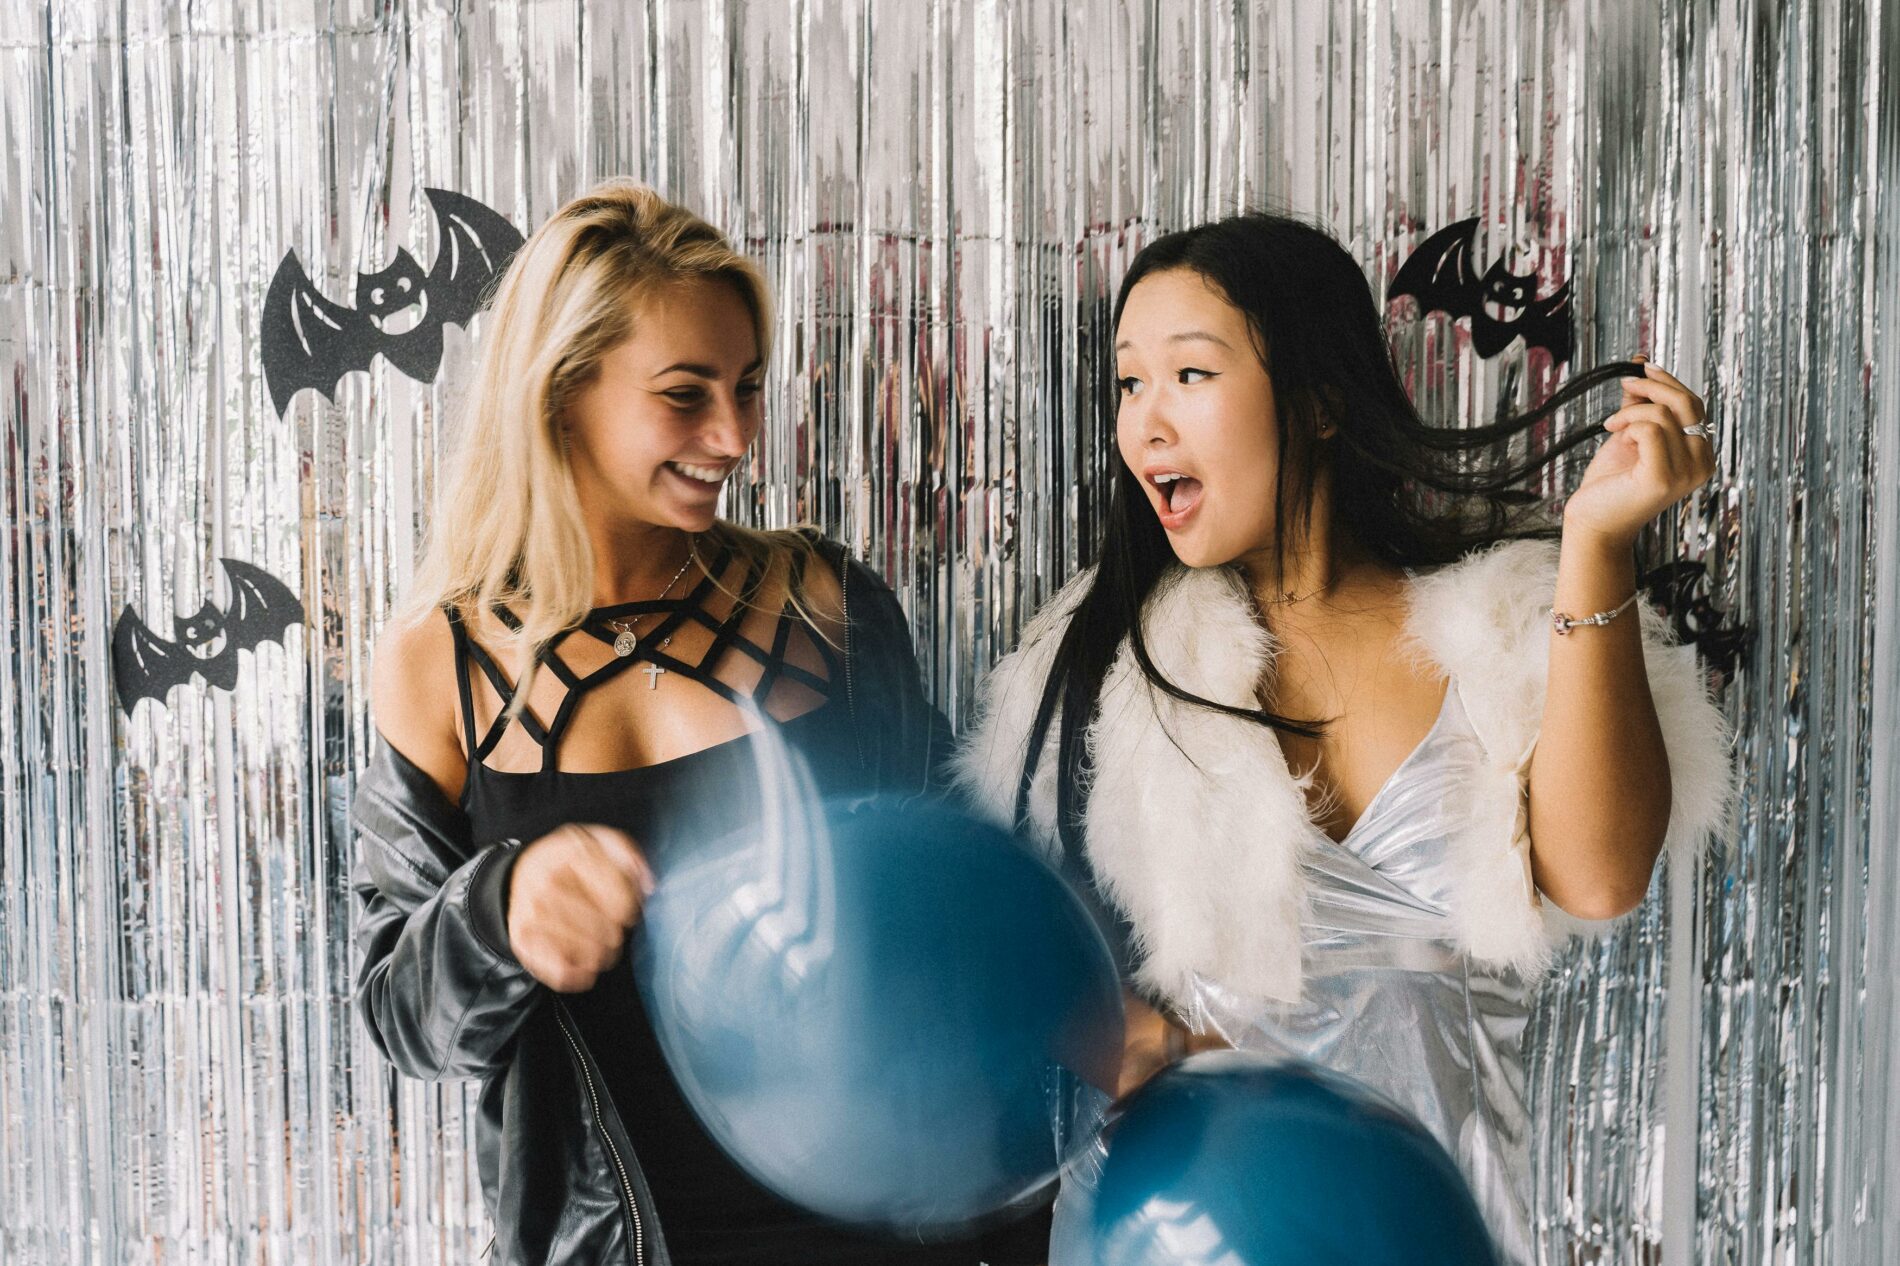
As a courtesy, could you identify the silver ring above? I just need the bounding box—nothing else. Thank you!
[1681,422,1714,441]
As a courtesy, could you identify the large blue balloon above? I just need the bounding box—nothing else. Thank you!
[633,792,1125,1236]
[1089,1053,1499,1266]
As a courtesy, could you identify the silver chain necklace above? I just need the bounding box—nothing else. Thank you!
[605,541,697,659]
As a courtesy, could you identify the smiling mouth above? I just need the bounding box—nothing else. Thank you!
[666,460,735,489]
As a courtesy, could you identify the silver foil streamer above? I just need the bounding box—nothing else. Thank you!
[1,1,1894,1262]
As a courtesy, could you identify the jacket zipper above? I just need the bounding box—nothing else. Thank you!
[553,1003,645,1265]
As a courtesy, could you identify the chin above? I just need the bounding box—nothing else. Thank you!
[1163,533,1231,571]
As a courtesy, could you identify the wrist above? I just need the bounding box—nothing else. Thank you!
[469,838,527,966]
[1559,519,1639,567]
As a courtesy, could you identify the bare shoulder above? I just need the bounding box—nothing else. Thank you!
[369,606,468,803]
[733,526,848,646]
[787,533,848,647]
[798,541,846,629]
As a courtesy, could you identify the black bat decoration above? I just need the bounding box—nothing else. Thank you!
[262,187,525,416]
[1389,217,1574,363]
[113,558,304,714]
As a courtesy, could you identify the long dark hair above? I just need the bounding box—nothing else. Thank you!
[1016,211,1682,850]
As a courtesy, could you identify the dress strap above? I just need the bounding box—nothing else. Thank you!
[446,605,554,770]
[442,607,483,762]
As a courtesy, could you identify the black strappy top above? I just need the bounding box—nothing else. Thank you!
[446,544,989,1266]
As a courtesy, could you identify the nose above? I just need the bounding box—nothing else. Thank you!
[1129,389,1178,448]
[701,389,758,458]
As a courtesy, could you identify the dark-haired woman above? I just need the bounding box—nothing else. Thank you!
[951,215,1734,1260]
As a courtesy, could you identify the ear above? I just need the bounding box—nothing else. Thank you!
[1315,385,1345,438]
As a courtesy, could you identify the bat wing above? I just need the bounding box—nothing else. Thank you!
[421,188,526,329]
[112,609,206,711]
[1511,280,1574,363]
[261,251,374,416]
[1389,218,1485,321]
[218,558,305,652]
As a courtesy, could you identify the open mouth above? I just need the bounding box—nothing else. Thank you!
[1149,470,1205,528]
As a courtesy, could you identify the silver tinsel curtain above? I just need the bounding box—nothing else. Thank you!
[2,1,1896,1262]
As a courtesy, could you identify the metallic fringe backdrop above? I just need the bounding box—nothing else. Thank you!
[2,1,1896,1262]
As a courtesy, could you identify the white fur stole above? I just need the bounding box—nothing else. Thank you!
[950,539,1735,1007]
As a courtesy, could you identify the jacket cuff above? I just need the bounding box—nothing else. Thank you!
[464,839,525,966]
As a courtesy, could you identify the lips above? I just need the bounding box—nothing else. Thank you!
[664,460,735,494]
[1146,468,1205,531]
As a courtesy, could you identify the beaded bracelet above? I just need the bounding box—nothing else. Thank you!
[1551,591,1640,635]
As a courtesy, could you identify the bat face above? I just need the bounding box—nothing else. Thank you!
[1479,260,1538,317]
[174,602,229,657]
[113,559,304,714]
[355,250,431,335]
[261,189,525,416]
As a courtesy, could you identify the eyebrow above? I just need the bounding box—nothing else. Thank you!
[652,359,765,379]
[1113,331,1234,353]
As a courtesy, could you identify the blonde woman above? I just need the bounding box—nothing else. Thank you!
[350,182,1043,1265]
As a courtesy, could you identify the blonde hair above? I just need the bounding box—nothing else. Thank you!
[402,179,813,704]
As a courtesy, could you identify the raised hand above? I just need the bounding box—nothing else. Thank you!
[1563,359,1716,547]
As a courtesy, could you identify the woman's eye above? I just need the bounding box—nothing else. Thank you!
[1116,376,1144,397]
[1177,368,1214,385]
[737,379,763,400]
[664,389,706,406]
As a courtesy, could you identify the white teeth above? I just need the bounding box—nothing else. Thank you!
[1153,473,1184,485]
[670,461,731,484]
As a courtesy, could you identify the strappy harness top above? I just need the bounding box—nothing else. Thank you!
[447,540,841,779]
[445,541,987,1266]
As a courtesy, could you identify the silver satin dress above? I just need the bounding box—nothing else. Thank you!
[1052,679,1536,1264]
[1243,680,1532,1261]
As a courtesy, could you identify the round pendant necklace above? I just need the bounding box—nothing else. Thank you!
[607,542,697,658]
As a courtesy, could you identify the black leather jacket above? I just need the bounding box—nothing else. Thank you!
[352,541,994,1265]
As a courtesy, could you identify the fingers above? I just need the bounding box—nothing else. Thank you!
[510,890,629,992]
[1602,406,1715,485]
[569,823,656,898]
[1619,352,1648,409]
[1637,359,1696,397]
[1619,362,1708,427]
[508,823,655,993]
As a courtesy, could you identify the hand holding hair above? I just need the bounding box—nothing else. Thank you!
[1562,358,1717,549]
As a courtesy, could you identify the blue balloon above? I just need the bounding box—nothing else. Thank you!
[1089,1053,1500,1266]
[633,792,1125,1236]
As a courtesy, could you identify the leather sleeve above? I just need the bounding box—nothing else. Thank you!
[809,534,955,799]
[351,739,543,1082]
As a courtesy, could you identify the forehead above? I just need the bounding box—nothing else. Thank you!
[612,276,760,368]
[1116,268,1250,349]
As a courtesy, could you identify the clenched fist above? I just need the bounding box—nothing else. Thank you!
[506,823,654,993]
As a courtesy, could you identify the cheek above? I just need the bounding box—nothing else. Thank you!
[1115,409,1142,468]
[569,405,671,476]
